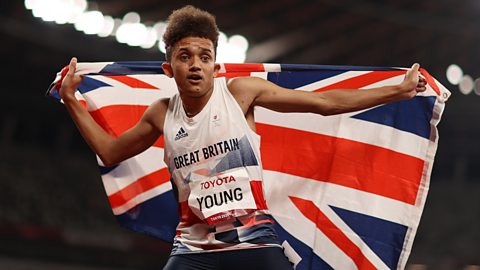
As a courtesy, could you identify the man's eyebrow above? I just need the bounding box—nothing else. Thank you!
[199,47,212,52]
[177,46,212,53]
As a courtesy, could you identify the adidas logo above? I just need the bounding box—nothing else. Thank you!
[174,127,188,141]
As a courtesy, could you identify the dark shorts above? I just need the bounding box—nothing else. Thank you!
[162,247,294,270]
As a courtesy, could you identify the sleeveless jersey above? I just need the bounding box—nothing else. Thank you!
[163,77,280,255]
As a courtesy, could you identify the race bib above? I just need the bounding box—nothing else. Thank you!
[188,168,257,224]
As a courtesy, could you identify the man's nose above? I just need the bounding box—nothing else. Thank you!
[189,56,201,71]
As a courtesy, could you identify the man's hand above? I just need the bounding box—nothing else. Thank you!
[59,57,83,101]
[398,63,427,99]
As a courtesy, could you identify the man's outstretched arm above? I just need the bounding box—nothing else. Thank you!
[228,63,427,116]
[56,57,166,166]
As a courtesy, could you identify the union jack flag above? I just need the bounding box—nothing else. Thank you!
[48,62,450,270]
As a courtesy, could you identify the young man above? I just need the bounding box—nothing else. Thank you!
[57,5,426,270]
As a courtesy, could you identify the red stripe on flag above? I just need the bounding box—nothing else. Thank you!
[419,68,441,95]
[250,180,268,210]
[89,105,164,148]
[315,71,405,92]
[223,63,265,73]
[89,104,147,136]
[258,123,423,205]
[290,196,377,270]
[216,72,252,79]
[108,167,170,209]
[105,75,159,89]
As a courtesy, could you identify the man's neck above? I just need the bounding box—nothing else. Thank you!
[179,86,214,117]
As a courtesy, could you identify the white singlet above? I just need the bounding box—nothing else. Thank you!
[163,77,280,255]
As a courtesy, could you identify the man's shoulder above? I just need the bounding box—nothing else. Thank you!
[143,98,170,120]
[140,97,170,132]
[226,76,264,95]
[224,76,266,114]
[151,97,170,109]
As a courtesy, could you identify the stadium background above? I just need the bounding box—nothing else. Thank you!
[0,1,479,269]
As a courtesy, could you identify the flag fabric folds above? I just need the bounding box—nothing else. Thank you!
[48,62,450,270]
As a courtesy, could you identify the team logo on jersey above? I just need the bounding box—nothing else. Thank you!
[212,111,221,127]
[174,127,188,141]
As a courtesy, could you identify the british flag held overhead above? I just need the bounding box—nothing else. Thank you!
[48,62,450,270]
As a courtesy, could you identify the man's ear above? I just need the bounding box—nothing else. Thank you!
[213,63,221,77]
[162,62,173,78]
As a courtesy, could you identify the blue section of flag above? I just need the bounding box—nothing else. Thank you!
[330,205,408,270]
[274,221,333,270]
[351,96,436,139]
[116,190,178,242]
[78,76,112,94]
[267,70,346,89]
[99,61,165,75]
[50,88,61,99]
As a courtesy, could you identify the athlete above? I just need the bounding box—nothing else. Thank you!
[56,5,427,270]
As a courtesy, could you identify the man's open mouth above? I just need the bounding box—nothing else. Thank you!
[187,74,202,83]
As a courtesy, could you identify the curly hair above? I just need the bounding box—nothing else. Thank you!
[163,5,219,62]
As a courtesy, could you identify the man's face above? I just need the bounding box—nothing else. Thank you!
[162,37,220,97]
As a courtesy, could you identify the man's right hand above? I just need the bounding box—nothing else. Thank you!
[59,57,83,101]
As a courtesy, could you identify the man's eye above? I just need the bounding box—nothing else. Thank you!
[201,56,210,61]
[180,55,189,61]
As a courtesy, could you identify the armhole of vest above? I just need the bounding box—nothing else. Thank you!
[163,95,177,164]
[163,95,171,136]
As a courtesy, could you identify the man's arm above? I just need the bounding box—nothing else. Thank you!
[57,57,166,166]
[228,64,427,116]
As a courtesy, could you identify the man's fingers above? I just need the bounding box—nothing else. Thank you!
[406,63,420,78]
[67,57,77,75]
[411,63,420,72]
[416,86,427,92]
